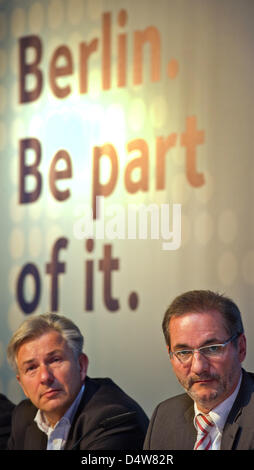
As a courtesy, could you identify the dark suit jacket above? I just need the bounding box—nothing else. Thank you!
[144,369,254,450]
[0,393,15,450]
[8,376,149,450]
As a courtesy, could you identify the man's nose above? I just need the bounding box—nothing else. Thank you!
[190,351,209,374]
[39,363,54,384]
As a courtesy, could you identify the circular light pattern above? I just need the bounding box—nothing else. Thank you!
[242,250,254,285]
[217,251,237,286]
[7,302,25,334]
[10,8,26,38]
[48,0,64,29]
[0,49,7,79]
[87,0,102,20]
[9,118,26,149]
[8,265,20,295]
[194,210,214,245]
[46,197,64,220]
[28,201,43,221]
[45,224,63,251]
[128,98,146,132]
[28,2,44,33]
[218,209,238,244]
[28,226,43,257]
[180,213,191,247]
[10,43,19,77]
[0,84,7,114]
[9,228,25,259]
[194,171,213,204]
[149,96,167,129]
[172,173,191,205]
[10,156,19,186]
[67,0,84,25]
[10,82,20,112]
[0,120,7,151]
[9,193,25,222]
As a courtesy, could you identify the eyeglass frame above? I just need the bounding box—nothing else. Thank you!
[169,333,240,364]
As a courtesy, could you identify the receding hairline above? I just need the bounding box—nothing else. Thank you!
[7,313,84,372]
[167,308,231,334]
[15,328,66,353]
[162,289,244,348]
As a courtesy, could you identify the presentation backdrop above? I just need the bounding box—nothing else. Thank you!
[1,0,254,417]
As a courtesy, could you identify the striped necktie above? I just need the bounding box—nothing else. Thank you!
[194,413,215,450]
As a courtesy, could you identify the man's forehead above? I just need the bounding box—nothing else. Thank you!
[16,330,66,358]
[169,310,228,340]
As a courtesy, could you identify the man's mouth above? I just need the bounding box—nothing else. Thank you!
[194,379,214,384]
[41,389,62,398]
[190,376,218,387]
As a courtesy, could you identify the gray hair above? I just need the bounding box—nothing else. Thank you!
[7,313,84,373]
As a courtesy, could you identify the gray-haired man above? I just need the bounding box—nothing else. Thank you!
[7,313,148,450]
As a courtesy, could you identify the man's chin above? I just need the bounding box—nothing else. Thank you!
[187,387,219,409]
[39,393,66,412]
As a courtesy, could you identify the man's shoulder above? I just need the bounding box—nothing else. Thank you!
[244,370,254,385]
[68,377,149,449]
[0,394,15,424]
[154,392,193,415]
[143,393,194,450]
[0,394,15,412]
[84,376,145,409]
[8,399,40,450]
[80,376,148,425]
[148,392,193,430]
[239,370,254,409]
[12,398,37,424]
[79,377,145,425]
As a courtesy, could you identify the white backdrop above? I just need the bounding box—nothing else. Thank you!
[0,0,254,418]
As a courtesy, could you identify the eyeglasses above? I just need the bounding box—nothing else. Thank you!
[169,334,239,364]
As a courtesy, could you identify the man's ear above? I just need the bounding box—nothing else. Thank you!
[238,333,247,363]
[79,353,89,381]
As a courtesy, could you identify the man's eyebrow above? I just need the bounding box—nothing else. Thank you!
[46,349,63,357]
[173,337,222,350]
[200,337,223,346]
[20,349,63,367]
[21,358,36,366]
[19,358,37,371]
[173,343,190,351]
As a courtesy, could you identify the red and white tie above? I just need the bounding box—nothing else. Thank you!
[194,413,215,450]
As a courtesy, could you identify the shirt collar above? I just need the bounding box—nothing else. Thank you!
[34,384,85,432]
[194,372,242,432]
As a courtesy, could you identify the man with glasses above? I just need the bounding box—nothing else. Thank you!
[144,290,254,450]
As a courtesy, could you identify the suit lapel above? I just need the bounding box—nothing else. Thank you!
[182,404,196,449]
[25,422,47,450]
[221,369,254,450]
[221,420,242,450]
[65,377,97,449]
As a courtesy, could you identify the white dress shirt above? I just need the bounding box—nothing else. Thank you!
[34,384,85,450]
[193,373,242,450]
